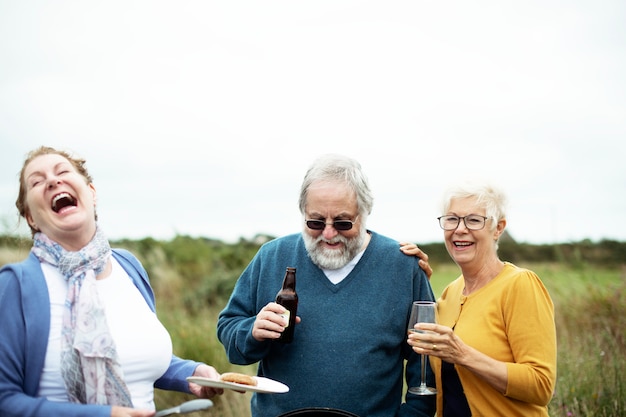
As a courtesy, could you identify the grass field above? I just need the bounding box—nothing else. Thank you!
[155,262,626,417]
[1,244,624,416]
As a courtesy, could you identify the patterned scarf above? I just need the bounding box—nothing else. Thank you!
[32,226,133,407]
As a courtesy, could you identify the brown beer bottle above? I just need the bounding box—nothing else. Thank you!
[275,267,298,343]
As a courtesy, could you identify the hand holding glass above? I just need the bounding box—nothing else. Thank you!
[407,301,437,395]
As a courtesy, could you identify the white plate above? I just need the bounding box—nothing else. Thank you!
[187,376,289,394]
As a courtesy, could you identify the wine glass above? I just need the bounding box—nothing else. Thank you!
[407,301,437,395]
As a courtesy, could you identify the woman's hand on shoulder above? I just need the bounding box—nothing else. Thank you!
[399,242,432,279]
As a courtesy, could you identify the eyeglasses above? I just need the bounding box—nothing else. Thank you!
[305,217,358,231]
[437,215,490,231]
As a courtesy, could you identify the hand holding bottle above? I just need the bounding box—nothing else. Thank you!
[252,302,301,342]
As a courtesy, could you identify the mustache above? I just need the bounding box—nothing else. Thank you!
[315,234,347,245]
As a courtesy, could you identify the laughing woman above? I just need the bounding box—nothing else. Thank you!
[404,182,557,416]
[0,146,223,417]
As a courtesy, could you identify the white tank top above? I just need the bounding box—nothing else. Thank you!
[37,257,173,410]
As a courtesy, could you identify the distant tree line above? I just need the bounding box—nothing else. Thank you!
[419,238,626,267]
[2,233,624,268]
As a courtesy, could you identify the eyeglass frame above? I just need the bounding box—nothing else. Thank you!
[437,214,491,231]
[305,215,359,231]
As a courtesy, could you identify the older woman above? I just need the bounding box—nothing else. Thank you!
[405,182,556,416]
[0,146,222,417]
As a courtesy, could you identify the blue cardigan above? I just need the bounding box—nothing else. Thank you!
[0,249,201,417]
[217,231,436,417]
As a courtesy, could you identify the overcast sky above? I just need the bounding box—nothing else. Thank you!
[1,1,624,245]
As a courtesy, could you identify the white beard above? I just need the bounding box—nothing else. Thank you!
[303,227,366,270]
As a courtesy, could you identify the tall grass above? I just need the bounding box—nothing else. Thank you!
[151,261,626,417]
[2,242,624,416]
[545,266,625,417]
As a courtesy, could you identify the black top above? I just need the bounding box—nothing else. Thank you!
[442,360,471,417]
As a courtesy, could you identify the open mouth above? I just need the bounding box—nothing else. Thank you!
[51,192,77,213]
[454,241,474,248]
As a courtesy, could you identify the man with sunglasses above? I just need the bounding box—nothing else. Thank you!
[217,154,436,417]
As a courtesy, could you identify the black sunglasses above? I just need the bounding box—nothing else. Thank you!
[305,218,357,231]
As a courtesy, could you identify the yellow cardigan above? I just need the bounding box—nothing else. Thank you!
[431,262,556,416]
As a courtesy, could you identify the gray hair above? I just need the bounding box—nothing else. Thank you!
[298,154,374,218]
[441,181,507,232]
